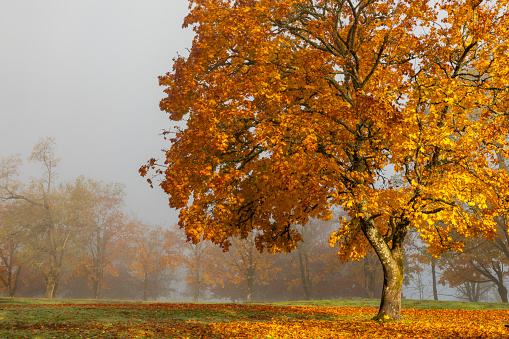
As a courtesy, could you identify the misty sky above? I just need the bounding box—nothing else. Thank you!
[0,1,194,226]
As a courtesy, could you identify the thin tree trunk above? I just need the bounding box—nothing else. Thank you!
[143,273,149,301]
[9,267,21,297]
[193,285,199,303]
[364,254,376,299]
[298,247,312,300]
[193,266,200,302]
[431,258,438,301]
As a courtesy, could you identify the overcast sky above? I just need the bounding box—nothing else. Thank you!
[0,0,194,226]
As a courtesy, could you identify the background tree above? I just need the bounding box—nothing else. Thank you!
[403,231,441,301]
[220,234,280,302]
[0,201,25,297]
[283,218,342,300]
[439,236,509,303]
[178,238,224,302]
[71,177,126,299]
[0,138,73,298]
[127,220,178,301]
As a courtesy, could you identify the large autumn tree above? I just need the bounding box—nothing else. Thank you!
[142,0,509,320]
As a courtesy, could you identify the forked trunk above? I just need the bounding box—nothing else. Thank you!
[44,265,61,299]
[44,278,59,299]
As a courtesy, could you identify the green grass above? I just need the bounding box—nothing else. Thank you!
[268,298,509,310]
[0,297,153,305]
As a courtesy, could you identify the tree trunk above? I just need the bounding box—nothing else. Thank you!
[193,264,200,302]
[9,267,21,297]
[497,283,508,303]
[3,266,22,297]
[493,263,508,303]
[431,258,438,301]
[93,267,104,299]
[193,285,199,303]
[377,251,404,321]
[364,254,376,299]
[92,244,105,299]
[93,279,101,300]
[472,282,480,302]
[44,274,59,299]
[246,275,254,303]
[360,217,407,321]
[298,246,312,300]
[143,273,149,301]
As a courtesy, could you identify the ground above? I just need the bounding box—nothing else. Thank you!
[0,298,508,338]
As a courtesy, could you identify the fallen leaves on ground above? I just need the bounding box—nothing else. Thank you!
[1,303,509,338]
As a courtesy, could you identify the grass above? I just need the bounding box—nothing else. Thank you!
[0,298,508,338]
[269,298,509,310]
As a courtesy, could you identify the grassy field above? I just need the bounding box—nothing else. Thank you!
[1,298,509,338]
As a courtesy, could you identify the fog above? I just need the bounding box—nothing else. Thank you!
[0,0,194,226]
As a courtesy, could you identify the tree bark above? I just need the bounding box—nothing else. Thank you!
[497,283,508,303]
[44,274,59,299]
[360,217,407,321]
[377,249,404,321]
[493,263,508,303]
